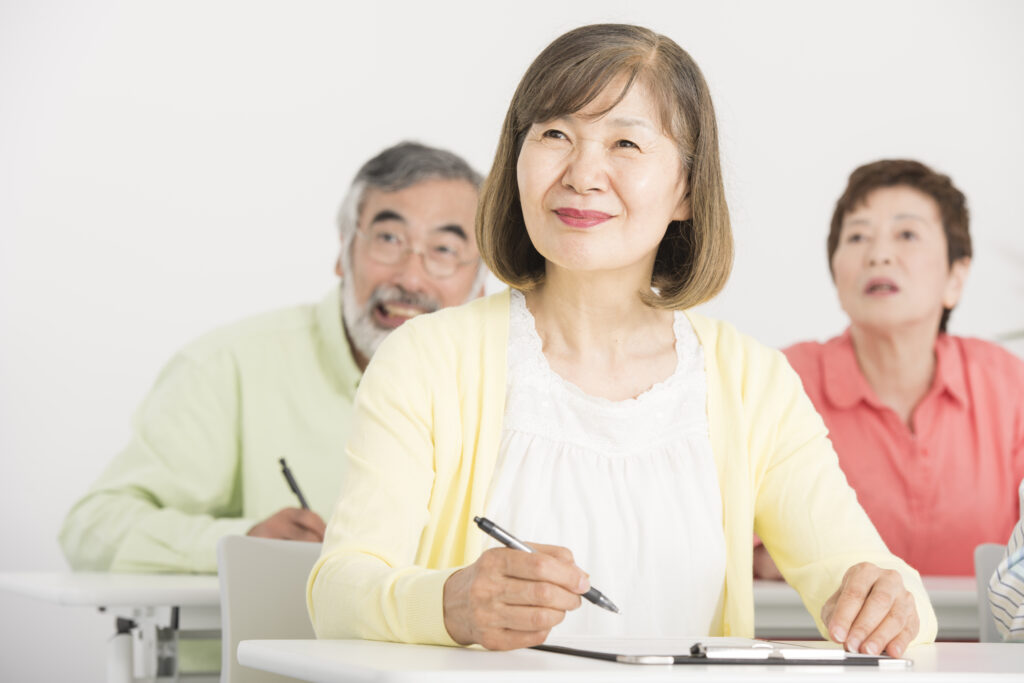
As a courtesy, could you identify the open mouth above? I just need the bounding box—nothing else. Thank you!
[372,301,431,328]
[864,279,900,295]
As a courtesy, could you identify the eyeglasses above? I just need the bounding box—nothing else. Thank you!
[357,224,478,278]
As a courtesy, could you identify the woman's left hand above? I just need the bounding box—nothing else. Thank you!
[821,562,920,657]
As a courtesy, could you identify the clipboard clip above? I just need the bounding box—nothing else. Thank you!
[691,642,783,660]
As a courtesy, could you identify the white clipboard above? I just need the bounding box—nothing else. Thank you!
[534,636,912,668]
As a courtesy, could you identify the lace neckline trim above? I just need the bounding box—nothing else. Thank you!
[508,288,696,409]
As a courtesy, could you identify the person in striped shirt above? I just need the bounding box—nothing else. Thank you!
[989,478,1024,642]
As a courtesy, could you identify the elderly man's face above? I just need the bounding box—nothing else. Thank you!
[338,177,481,365]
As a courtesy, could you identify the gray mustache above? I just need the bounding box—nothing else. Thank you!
[368,286,440,314]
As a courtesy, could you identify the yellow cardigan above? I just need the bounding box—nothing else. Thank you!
[308,289,937,646]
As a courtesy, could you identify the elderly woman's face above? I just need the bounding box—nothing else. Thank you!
[515,78,690,279]
[831,186,969,335]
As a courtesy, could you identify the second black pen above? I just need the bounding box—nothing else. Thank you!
[279,457,310,510]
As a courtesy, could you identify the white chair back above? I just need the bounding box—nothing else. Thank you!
[974,542,1007,643]
[217,536,321,682]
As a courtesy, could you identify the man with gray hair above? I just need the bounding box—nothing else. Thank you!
[60,141,485,573]
[336,142,487,369]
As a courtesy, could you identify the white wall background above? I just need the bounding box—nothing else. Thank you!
[2,1,1022,680]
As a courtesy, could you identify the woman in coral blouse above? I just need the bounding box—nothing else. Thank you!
[755,160,1024,579]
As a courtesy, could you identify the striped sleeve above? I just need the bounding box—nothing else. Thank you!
[988,480,1024,642]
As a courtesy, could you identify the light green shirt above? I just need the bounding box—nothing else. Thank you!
[60,287,361,573]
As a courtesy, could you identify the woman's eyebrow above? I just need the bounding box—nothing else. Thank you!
[540,115,655,130]
[893,213,928,222]
[607,116,655,131]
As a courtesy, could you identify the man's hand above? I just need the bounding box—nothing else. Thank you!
[443,542,589,650]
[822,562,919,657]
[247,507,326,542]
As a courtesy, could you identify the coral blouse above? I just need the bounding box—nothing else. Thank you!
[784,332,1024,576]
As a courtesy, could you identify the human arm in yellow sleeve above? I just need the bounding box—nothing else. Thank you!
[307,320,461,645]
[750,347,937,654]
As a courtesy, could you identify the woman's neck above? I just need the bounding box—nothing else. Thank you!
[849,322,938,430]
[524,266,677,401]
[527,267,668,350]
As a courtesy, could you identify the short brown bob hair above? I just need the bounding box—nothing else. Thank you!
[828,159,971,333]
[477,24,733,310]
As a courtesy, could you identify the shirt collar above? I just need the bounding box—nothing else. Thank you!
[822,329,968,410]
[822,330,877,409]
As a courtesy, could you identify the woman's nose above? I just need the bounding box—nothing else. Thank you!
[561,143,607,194]
[866,242,893,267]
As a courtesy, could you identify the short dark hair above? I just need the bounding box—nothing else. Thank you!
[828,159,971,333]
[477,24,733,310]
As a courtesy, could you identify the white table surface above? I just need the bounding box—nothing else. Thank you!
[237,638,1024,683]
[0,571,220,607]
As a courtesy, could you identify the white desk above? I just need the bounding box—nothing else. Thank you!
[0,571,219,607]
[753,577,978,641]
[237,638,1024,682]
[0,572,221,683]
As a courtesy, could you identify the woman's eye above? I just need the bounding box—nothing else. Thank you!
[898,229,917,240]
[845,232,864,243]
[541,129,567,140]
[615,139,639,150]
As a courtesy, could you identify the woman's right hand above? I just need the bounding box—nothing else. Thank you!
[442,542,590,650]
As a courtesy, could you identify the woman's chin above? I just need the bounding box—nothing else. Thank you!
[848,311,942,337]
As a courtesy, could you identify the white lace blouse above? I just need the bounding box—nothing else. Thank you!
[484,289,726,638]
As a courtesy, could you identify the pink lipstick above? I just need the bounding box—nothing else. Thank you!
[554,207,612,228]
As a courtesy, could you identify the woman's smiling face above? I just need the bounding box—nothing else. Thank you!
[515,77,691,280]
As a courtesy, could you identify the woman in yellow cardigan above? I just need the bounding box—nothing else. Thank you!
[309,24,936,657]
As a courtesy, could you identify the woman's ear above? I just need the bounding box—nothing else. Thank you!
[942,256,971,308]
[673,191,692,222]
[334,253,345,279]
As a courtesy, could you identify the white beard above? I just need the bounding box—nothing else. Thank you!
[340,278,441,362]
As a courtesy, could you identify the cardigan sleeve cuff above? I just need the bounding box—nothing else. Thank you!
[396,566,461,646]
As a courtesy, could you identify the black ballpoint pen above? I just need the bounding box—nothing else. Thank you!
[279,458,310,510]
[473,516,620,614]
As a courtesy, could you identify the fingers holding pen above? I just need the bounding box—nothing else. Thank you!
[502,576,583,612]
[478,546,588,611]
[247,507,326,542]
[515,542,591,595]
[442,544,588,650]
